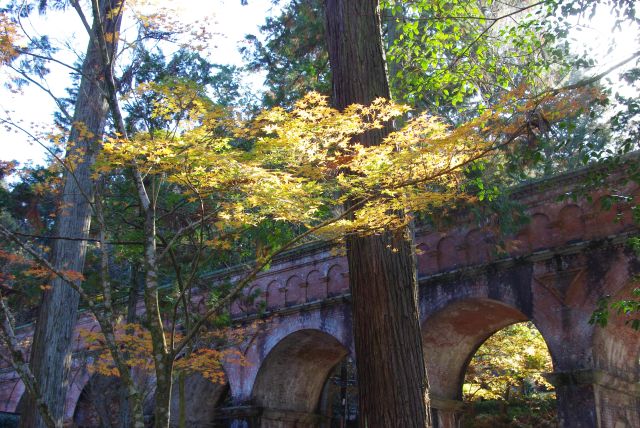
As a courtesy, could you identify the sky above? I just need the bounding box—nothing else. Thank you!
[0,0,278,168]
[0,0,639,171]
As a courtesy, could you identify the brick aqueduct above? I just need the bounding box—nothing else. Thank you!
[1,167,640,428]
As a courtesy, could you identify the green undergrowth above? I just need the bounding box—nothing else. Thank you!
[461,394,557,428]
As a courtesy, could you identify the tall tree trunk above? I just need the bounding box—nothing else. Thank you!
[324,1,431,427]
[20,2,123,427]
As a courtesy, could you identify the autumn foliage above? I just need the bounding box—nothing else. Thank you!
[79,322,254,384]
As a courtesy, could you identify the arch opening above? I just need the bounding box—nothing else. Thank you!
[461,321,556,426]
[169,372,230,428]
[72,374,153,427]
[251,329,348,420]
[422,298,531,400]
[421,298,558,426]
[318,356,358,427]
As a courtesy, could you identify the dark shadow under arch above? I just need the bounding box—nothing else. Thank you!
[73,374,129,427]
[169,372,230,427]
[252,329,348,413]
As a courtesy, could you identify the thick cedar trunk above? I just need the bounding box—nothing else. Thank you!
[20,3,123,427]
[324,1,431,427]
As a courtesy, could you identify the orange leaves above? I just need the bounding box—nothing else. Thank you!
[0,249,26,265]
[22,264,84,283]
[80,323,155,376]
[79,322,252,384]
[0,247,84,292]
[0,13,19,65]
[59,269,85,282]
[174,348,245,383]
[128,0,215,51]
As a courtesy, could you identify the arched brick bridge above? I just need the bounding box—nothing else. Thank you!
[1,167,639,428]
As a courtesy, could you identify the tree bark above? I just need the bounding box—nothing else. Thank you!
[324,1,431,427]
[20,2,123,427]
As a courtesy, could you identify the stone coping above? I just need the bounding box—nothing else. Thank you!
[544,369,640,397]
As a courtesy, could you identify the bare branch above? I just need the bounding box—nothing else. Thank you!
[9,230,144,245]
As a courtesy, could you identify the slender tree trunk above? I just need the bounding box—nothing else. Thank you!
[324,1,431,427]
[138,192,173,427]
[20,2,123,427]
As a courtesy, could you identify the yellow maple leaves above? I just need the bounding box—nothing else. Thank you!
[0,13,19,66]
[99,85,598,241]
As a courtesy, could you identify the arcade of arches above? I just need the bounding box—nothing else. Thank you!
[0,168,639,427]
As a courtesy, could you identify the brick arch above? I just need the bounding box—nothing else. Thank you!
[306,269,326,302]
[231,282,263,316]
[168,373,230,426]
[511,227,532,255]
[72,370,156,426]
[587,191,638,237]
[1,378,24,413]
[285,274,306,306]
[251,329,348,414]
[65,366,90,421]
[266,280,285,311]
[528,212,552,250]
[416,233,440,275]
[465,228,492,265]
[224,305,354,403]
[557,204,585,243]
[437,236,457,271]
[72,373,122,427]
[421,298,535,400]
[252,281,268,311]
[327,263,348,297]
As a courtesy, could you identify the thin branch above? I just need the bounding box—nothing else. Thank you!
[173,196,371,356]
[0,224,145,426]
[70,0,93,37]
[383,1,545,22]
[14,48,84,75]
[0,223,94,304]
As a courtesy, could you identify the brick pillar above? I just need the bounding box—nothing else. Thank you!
[546,369,640,428]
[430,397,464,428]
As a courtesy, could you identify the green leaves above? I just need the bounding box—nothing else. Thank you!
[386,0,573,122]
